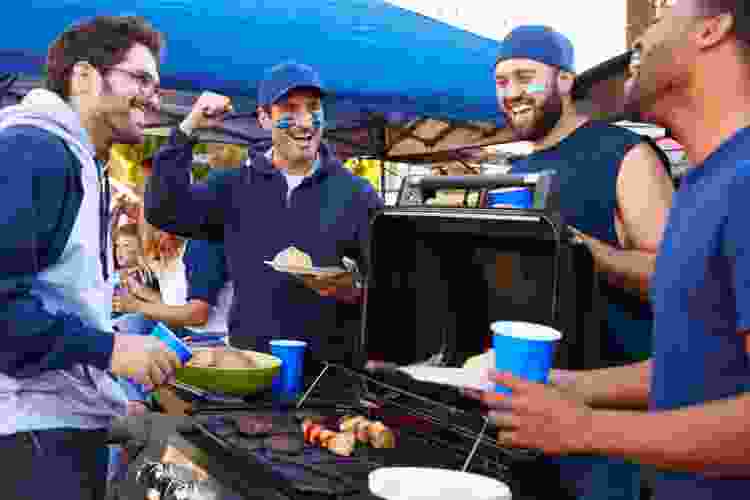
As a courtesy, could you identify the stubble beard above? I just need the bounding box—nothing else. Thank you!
[100,78,143,146]
[507,91,564,143]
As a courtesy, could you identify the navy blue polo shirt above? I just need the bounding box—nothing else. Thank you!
[145,130,384,364]
[650,126,750,499]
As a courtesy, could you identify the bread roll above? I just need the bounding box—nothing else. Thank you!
[273,246,313,268]
[186,347,255,369]
[186,348,216,368]
[214,349,255,369]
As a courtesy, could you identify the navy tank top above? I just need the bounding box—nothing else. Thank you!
[511,121,657,364]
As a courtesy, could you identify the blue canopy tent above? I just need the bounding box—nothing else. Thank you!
[0,1,529,163]
[0,1,642,173]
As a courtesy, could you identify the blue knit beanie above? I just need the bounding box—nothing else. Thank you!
[496,25,575,73]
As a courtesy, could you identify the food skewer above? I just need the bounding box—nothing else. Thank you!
[339,415,396,449]
[301,419,356,456]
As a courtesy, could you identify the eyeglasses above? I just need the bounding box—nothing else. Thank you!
[107,67,162,98]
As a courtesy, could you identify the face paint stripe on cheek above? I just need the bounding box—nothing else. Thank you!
[311,110,325,130]
[524,83,547,94]
[497,82,546,100]
[273,110,326,131]
[274,114,293,130]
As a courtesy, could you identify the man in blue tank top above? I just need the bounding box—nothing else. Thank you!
[493,25,674,500]
[479,3,750,500]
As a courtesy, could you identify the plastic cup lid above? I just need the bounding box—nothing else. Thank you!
[269,339,308,348]
[490,321,562,342]
[488,187,530,194]
[369,467,511,500]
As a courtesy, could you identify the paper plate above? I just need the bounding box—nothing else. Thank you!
[463,350,495,371]
[263,261,349,279]
[398,366,491,391]
[369,467,512,500]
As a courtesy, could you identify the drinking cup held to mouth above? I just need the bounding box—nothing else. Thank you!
[270,339,308,398]
[490,321,562,394]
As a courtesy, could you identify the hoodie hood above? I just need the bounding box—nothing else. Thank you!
[0,88,96,156]
[0,88,128,431]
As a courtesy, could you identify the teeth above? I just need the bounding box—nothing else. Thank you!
[513,106,532,114]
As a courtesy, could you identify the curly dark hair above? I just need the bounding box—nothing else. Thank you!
[45,15,164,99]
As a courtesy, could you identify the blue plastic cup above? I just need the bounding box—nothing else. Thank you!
[490,321,562,394]
[269,340,308,398]
[487,187,533,209]
[150,322,193,365]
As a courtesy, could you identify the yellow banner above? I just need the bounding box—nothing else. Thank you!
[345,158,381,190]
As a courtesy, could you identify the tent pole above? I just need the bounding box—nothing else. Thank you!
[379,159,385,196]
[367,114,388,197]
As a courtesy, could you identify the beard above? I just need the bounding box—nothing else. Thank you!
[100,78,145,145]
[505,91,564,143]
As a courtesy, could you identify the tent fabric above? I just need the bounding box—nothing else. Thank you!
[1,1,503,124]
[0,3,641,163]
[0,75,512,163]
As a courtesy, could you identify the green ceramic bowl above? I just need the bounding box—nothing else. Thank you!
[175,348,282,396]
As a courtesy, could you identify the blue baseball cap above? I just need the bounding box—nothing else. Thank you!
[257,61,326,106]
[496,25,575,74]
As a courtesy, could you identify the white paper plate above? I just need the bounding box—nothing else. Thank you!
[369,467,511,500]
[463,350,495,371]
[398,366,492,391]
[263,261,349,279]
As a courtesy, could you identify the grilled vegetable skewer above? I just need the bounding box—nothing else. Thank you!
[339,415,396,449]
[301,419,356,456]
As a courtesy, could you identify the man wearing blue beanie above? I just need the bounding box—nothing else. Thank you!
[492,25,675,500]
[479,3,750,500]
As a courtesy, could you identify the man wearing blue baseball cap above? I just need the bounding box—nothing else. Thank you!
[144,61,383,366]
[490,25,674,500]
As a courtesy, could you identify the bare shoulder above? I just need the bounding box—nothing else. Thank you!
[616,141,675,250]
[618,141,674,192]
[622,141,668,172]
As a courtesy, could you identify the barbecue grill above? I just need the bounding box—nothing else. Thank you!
[117,363,572,500]
[114,171,602,500]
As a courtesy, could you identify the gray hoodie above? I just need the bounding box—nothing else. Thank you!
[0,89,127,434]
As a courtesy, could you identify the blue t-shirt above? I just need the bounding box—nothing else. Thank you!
[650,126,750,499]
[184,239,229,307]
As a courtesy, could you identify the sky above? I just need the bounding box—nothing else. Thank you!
[385,0,628,73]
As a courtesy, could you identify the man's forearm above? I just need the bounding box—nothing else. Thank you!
[144,129,224,240]
[578,360,651,410]
[586,393,750,477]
[585,236,655,300]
